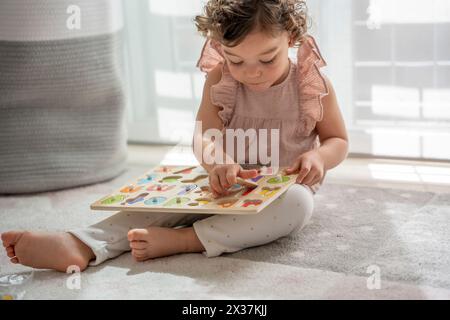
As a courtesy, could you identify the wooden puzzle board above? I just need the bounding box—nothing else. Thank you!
[90,165,298,215]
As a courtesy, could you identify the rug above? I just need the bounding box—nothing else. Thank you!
[1,164,449,299]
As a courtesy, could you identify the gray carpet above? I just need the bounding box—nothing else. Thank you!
[1,164,449,299]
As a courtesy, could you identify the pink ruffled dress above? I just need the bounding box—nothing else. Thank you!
[196,35,329,193]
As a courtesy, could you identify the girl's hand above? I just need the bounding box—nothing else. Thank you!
[208,164,258,198]
[285,150,325,187]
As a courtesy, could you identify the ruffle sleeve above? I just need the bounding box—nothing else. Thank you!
[196,38,225,73]
[197,39,238,128]
[210,64,239,128]
[296,35,330,136]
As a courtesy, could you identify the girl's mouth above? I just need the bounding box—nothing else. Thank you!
[247,81,266,86]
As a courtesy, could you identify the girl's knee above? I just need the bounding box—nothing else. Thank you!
[281,184,314,233]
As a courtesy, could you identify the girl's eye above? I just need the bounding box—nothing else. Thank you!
[261,58,276,64]
[229,60,243,66]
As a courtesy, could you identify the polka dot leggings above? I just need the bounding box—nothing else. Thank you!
[69,184,314,266]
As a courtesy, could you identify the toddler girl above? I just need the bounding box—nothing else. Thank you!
[1,0,348,272]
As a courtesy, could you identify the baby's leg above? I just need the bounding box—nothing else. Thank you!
[1,211,208,272]
[1,231,95,272]
[1,185,313,270]
[69,211,208,266]
[192,184,314,257]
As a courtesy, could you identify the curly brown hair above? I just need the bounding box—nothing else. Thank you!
[195,0,309,48]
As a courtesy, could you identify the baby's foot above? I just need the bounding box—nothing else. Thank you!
[127,227,193,262]
[1,231,95,272]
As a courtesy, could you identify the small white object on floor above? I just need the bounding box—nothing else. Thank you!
[0,271,34,300]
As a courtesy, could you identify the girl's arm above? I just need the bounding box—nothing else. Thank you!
[315,76,349,171]
[193,64,258,196]
[192,63,231,172]
[286,75,349,186]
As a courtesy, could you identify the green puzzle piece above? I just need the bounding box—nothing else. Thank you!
[101,194,126,205]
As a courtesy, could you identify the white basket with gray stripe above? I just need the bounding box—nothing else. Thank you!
[0,0,127,194]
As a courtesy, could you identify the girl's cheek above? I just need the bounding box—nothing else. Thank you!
[265,65,279,78]
[228,68,243,81]
[261,64,277,76]
[270,62,284,72]
[274,62,288,77]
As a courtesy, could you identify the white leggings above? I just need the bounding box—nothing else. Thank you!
[70,184,314,266]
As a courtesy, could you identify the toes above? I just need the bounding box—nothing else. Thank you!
[6,247,16,258]
[131,249,147,257]
[135,256,148,262]
[127,229,149,242]
[1,231,23,248]
[129,241,147,250]
[1,232,7,244]
[131,250,148,262]
[10,257,19,264]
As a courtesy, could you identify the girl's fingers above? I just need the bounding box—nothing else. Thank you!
[285,159,301,174]
[218,171,230,190]
[226,167,239,186]
[296,163,311,183]
[312,171,324,185]
[301,172,318,186]
[211,190,220,199]
[238,169,258,179]
[209,174,222,194]
[311,176,321,186]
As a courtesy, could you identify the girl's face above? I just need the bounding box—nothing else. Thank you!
[221,30,293,92]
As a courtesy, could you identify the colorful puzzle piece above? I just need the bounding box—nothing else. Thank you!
[144,196,167,206]
[164,197,190,207]
[122,193,149,205]
[101,195,126,205]
[91,165,298,215]
[137,174,157,185]
[259,186,281,198]
[120,185,142,193]
[146,184,176,192]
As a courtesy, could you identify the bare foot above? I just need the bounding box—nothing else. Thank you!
[1,231,95,272]
[127,227,204,262]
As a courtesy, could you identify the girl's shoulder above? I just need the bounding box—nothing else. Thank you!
[197,40,238,128]
[293,35,330,136]
[196,36,330,135]
[197,34,328,89]
[295,35,329,106]
[196,39,225,74]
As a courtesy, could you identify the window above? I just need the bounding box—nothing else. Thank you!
[311,0,450,160]
[123,0,205,145]
[352,0,450,159]
[123,0,450,160]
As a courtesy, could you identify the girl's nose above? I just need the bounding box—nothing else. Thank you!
[245,66,262,79]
